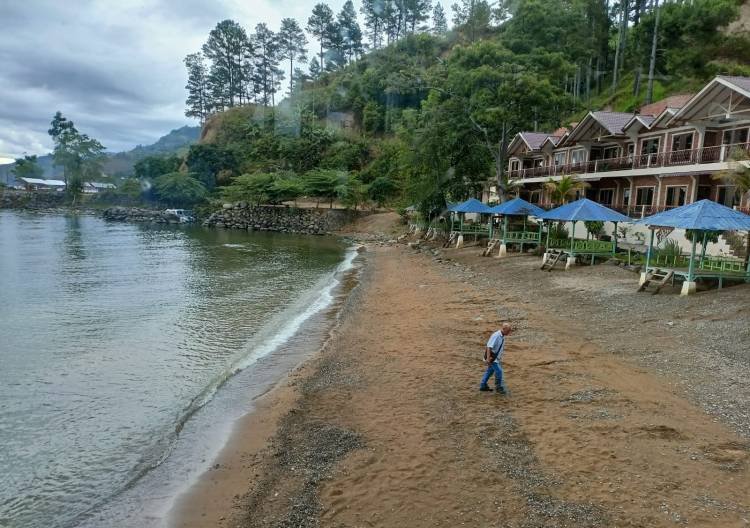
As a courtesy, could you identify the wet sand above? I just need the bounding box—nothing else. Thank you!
[172,216,750,527]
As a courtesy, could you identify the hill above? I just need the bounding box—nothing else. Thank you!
[2,125,200,183]
[180,0,750,213]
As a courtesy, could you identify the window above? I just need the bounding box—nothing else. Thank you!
[722,128,749,145]
[509,159,520,173]
[623,188,631,207]
[626,143,635,156]
[598,189,614,205]
[571,149,586,165]
[697,185,712,200]
[665,186,687,208]
[602,146,619,159]
[636,187,654,206]
[717,186,738,207]
[641,138,660,154]
[529,191,541,204]
[671,133,693,151]
[554,152,566,166]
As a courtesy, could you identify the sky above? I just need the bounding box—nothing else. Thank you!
[0,0,351,162]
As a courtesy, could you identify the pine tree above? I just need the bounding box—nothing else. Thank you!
[309,56,322,80]
[432,2,448,34]
[252,23,283,107]
[184,53,211,123]
[451,0,492,42]
[277,18,308,96]
[307,4,336,77]
[405,0,432,33]
[201,20,251,108]
[338,0,364,63]
[361,0,384,49]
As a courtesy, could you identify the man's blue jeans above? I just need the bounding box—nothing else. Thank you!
[480,361,503,389]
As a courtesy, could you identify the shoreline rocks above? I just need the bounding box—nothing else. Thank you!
[102,206,182,224]
[203,203,363,235]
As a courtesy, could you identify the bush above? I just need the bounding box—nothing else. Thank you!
[221,173,274,205]
[154,172,207,206]
[368,176,397,207]
[548,222,568,240]
[657,239,682,260]
[584,221,605,239]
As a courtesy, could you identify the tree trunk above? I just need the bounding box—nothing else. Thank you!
[611,0,628,93]
[645,0,661,105]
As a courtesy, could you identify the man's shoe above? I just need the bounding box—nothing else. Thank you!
[479,386,493,392]
[495,387,507,395]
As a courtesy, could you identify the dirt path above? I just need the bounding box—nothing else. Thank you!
[219,244,749,527]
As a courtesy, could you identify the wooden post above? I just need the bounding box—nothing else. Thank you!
[687,235,698,283]
[570,221,576,256]
[503,216,508,245]
[645,228,654,269]
[545,221,551,248]
[612,221,618,257]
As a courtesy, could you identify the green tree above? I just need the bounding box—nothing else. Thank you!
[47,111,106,203]
[11,155,43,180]
[337,173,368,209]
[116,178,144,203]
[184,52,211,122]
[221,173,274,204]
[584,220,604,239]
[253,23,284,107]
[307,4,336,77]
[154,172,207,205]
[421,42,573,202]
[361,0,385,48]
[134,155,182,180]
[338,0,364,63]
[544,176,588,205]
[432,2,448,34]
[202,20,252,109]
[277,18,308,96]
[303,169,342,207]
[368,176,398,206]
[186,144,238,189]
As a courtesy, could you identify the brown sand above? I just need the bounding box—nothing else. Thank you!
[172,217,750,527]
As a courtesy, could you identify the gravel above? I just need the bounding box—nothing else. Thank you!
[430,246,750,440]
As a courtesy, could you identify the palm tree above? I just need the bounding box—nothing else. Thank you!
[713,149,750,266]
[543,176,589,205]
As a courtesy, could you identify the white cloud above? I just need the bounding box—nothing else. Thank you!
[0,0,348,158]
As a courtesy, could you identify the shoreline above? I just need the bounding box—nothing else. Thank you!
[171,214,750,527]
[169,244,372,528]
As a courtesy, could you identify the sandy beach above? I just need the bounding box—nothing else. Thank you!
[172,214,750,527]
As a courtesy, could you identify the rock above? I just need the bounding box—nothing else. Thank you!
[222,203,233,209]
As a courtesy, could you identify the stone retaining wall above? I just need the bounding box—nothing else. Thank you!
[203,203,361,235]
[102,206,183,224]
[0,190,67,209]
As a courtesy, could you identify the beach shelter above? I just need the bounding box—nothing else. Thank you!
[488,198,546,256]
[538,198,631,268]
[447,198,494,247]
[635,199,750,295]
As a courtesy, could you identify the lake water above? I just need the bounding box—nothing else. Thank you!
[0,211,353,528]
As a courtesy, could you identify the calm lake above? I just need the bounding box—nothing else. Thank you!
[0,211,352,528]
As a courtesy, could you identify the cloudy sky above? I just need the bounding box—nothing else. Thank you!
[0,0,352,163]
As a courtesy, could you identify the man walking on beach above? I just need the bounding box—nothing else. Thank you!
[479,323,512,394]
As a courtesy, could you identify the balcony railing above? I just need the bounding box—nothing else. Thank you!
[509,143,750,180]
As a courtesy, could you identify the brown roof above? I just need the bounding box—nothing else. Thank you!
[519,132,553,150]
[638,94,693,117]
[591,111,635,135]
[718,76,750,93]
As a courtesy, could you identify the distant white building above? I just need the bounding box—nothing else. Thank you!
[19,178,66,191]
[84,182,116,193]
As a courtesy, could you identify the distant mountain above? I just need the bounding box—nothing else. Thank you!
[2,125,200,183]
